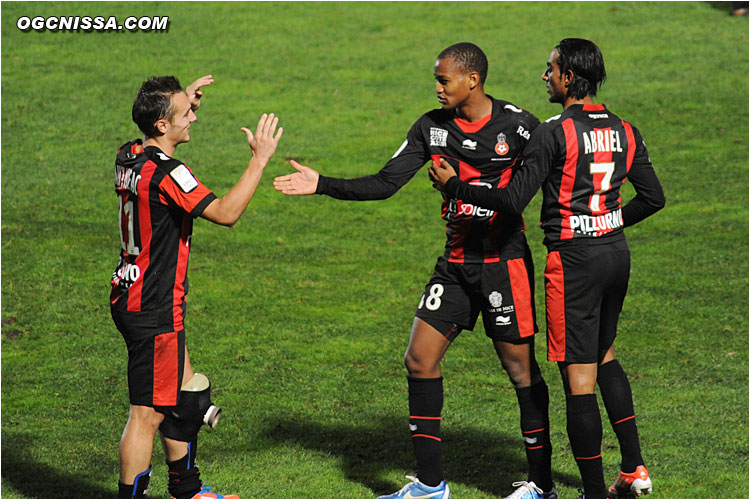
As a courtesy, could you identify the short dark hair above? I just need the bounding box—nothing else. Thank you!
[131,76,183,138]
[437,42,488,84]
[555,38,606,99]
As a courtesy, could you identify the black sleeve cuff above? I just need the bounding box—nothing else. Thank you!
[444,176,462,198]
[315,175,329,195]
[191,192,218,218]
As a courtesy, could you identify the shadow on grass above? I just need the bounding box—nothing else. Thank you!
[1,431,115,498]
[264,416,578,497]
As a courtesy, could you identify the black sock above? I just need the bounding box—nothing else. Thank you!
[118,465,152,498]
[566,394,606,499]
[408,376,443,487]
[515,380,553,492]
[597,360,644,473]
[167,440,202,499]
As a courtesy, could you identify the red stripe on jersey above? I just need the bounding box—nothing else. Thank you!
[498,167,513,188]
[159,163,215,214]
[559,119,579,240]
[508,258,535,337]
[590,127,613,217]
[152,331,179,406]
[622,121,636,173]
[453,112,492,134]
[172,216,191,330]
[127,160,157,312]
[480,168,516,263]
[545,252,566,362]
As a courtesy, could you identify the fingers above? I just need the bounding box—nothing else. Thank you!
[240,127,255,148]
[289,160,304,172]
[240,127,254,141]
[193,75,214,89]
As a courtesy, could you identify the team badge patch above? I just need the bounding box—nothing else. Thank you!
[495,133,509,155]
[489,291,503,308]
[430,127,448,147]
[170,164,198,193]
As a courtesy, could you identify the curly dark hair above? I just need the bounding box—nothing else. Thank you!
[437,42,488,84]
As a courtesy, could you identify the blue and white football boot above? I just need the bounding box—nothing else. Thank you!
[504,481,558,499]
[377,476,451,499]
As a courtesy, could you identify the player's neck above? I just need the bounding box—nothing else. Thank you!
[563,94,596,110]
[144,136,177,157]
[456,93,492,123]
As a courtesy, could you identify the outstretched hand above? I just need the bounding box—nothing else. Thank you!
[241,113,284,164]
[273,160,320,195]
[428,158,458,192]
[186,75,214,111]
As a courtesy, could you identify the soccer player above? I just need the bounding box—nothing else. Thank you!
[111,75,283,499]
[274,43,555,500]
[429,38,665,499]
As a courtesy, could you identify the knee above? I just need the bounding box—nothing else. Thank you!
[501,357,531,388]
[404,349,439,378]
[129,406,165,430]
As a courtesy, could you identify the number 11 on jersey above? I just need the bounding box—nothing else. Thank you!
[119,196,140,255]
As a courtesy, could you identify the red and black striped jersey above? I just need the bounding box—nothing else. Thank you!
[444,104,665,250]
[316,96,540,263]
[110,139,217,330]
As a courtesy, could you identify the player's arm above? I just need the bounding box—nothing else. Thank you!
[430,124,553,214]
[621,129,665,227]
[273,121,428,200]
[200,113,283,227]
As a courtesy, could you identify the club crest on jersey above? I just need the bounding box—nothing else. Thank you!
[430,127,448,147]
[495,133,509,155]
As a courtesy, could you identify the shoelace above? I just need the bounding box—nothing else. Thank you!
[506,481,543,499]
[397,476,420,494]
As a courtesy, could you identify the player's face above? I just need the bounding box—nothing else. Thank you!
[543,49,566,104]
[166,91,197,145]
[434,57,472,111]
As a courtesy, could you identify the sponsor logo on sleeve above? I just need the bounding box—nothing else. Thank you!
[170,164,198,193]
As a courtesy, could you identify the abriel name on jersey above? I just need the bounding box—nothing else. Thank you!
[582,128,623,155]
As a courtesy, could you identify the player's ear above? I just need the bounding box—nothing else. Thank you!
[154,118,169,135]
[563,69,574,88]
[468,71,480,90]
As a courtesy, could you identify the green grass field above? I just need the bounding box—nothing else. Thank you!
[1,2,748,498]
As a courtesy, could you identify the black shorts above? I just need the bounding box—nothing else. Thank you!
[544,237,630,363]
[414,250,538,343]
[111,301,185,407]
